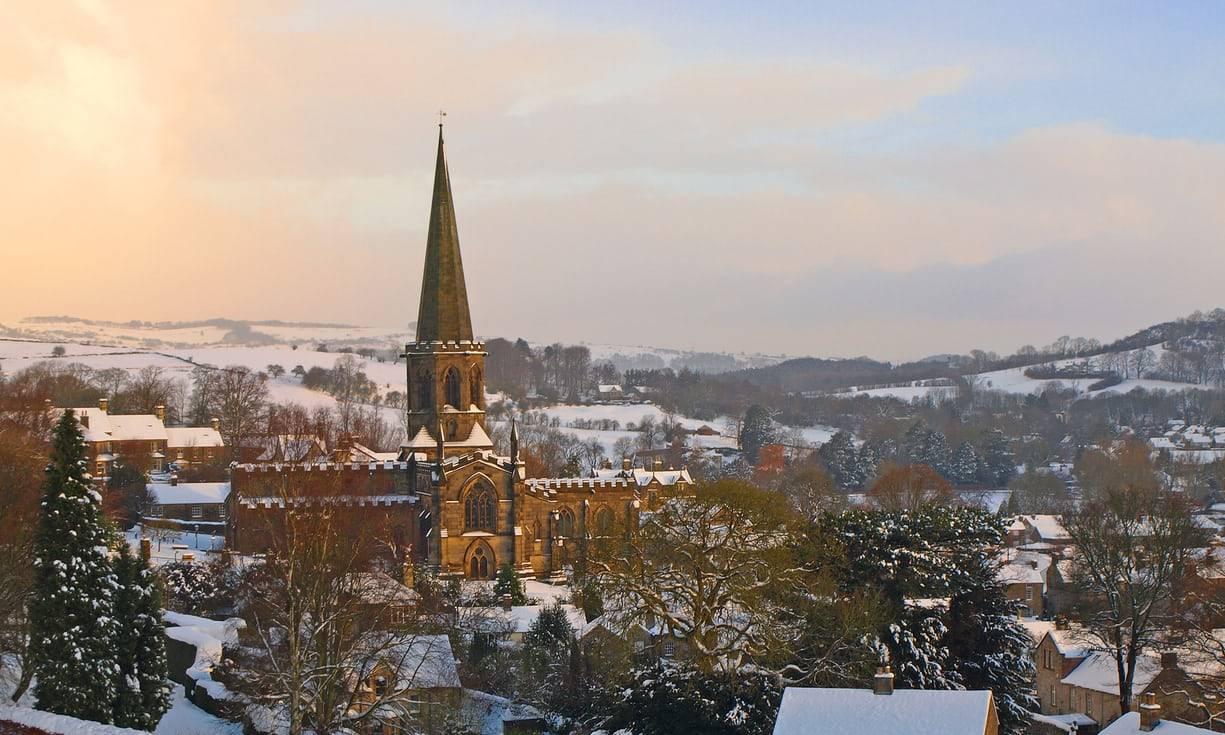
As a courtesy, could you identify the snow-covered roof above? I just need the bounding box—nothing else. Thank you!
[1044,628,1093,659]
[1099,711,1213,734]
[772,687,995,735]
[165,427,224,448]
[0,705,148,734]
[1019,618,1056,644]
[254,434,325,462]
[1031,712,1097,733]
[360,634,460,690]
[997,550,1051,588]
[459,688,544,735]
[1021,514,1071,541]
[1062,651,1161,696]
[148,481,230,506]
[588,466,694,487]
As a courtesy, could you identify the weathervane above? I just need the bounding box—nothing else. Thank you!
[437,109,447,128]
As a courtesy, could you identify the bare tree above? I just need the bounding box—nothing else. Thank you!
[0,427,46,701]
[590,480,801,672]
[1062,486,1208,714]
[219,473,444,735]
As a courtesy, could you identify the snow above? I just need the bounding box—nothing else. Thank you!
[163,612,243,703]
[0,705,146,734]
[124,526,224,566]
[470,604,586,636]
[459,689,543,735]
[1099,711,1213,734]
[771,687,995,735]
[147,482,230,506]
[154,684,242,735]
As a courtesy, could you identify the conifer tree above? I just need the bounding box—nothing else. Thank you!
[493,562,527,605]
[113,544,170,730]
[28,410,119,723]
[950,441,981,485]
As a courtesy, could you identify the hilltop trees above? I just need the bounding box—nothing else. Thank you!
[28,410,120,722]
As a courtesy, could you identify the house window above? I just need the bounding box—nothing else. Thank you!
[218,504,227,520]
[662,640,676,657]
[1086,693,1093,717]
[373,675,388,697]
[557,508,575,538]
[149,504,162,518]
[464,486,495,531]
[191,505,202,519]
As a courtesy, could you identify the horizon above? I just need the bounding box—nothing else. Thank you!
[5,2,1225,361]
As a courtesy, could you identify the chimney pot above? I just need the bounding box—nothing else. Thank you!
[873,665,894,696]
[622,457,631,471]
[501,593,512,612]
[155,404,165,422]
[170,474,178,486]
[1139,692,1161,731]
[98,398,109,413]
[210,417,220,432]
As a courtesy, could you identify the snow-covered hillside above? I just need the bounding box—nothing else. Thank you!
[840,343,1211,402]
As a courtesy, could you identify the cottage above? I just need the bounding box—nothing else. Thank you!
[772,668,999,735]
[147,480,230,525]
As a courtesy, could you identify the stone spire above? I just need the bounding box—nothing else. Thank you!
[415,126,474,343]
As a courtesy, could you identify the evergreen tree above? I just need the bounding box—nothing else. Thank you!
[739,404,775,465]
[817,431,858,488]
[112,545,170,730]
[521,603,585,717]
[600,661,782,735]
[912,429,951,478]
[28,410,120,723]
[944,556,1038,735]
[980,430,1016,487]
[852,441,880,488]
[949,441,981,485]
[493,562,527,605]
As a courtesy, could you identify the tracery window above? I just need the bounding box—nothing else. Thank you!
[465,486,495,531]
[557,507,576,537]
[469,546,491,579]
[444,367,461,408]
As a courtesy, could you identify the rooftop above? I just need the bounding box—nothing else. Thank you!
[772,687,995,735]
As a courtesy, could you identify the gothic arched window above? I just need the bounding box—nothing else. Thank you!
[557,507,575,538]
[594,507,613,536]
[469,546,492,579]
[464,486,495,532]
[444,367,461,408]
[469,366,482,407]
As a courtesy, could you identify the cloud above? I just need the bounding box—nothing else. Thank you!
[2,2,1223,361]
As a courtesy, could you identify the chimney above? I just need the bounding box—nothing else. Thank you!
[43,398,52,409]
[98,397,109,414]
[210,417,220,432]
[1139,692,1161,731]
[402,560,415,589]
[653,459,663,471]
[1029,559,1039,569]
[873,665,894,695]
[170,474,178,486]
[139,538,152,562]
[622,457,631,471]
[155,404,165,422]
[1160,651,1178,670]
[1055,616,1069,630]
[501,593,512,612]
[80,413,89,429]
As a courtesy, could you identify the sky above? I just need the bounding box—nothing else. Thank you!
[2,1,1224,361]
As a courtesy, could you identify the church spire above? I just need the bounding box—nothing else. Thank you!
[415,126,474,343]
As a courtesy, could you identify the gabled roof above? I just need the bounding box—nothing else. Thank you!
[772,687,995,735]
[165,427,224,449]
[1100,712,1213,735]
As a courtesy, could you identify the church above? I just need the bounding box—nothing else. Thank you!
[228,128,692,580]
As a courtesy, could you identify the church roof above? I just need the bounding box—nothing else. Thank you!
[416,127,474,343]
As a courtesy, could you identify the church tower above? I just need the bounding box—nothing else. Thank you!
[403,127,491,458]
